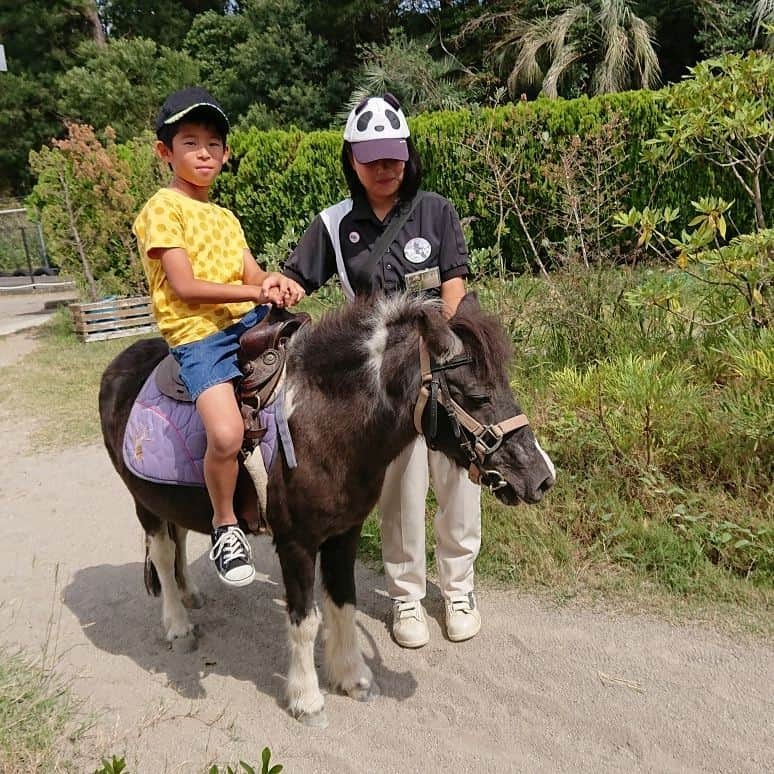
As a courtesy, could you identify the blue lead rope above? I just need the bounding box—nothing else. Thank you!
[274,385,297,469]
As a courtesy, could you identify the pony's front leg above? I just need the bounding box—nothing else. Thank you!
[146,525,196,649]
[320,528,377,702]
[171,525,203,610]
[277,539,327,727]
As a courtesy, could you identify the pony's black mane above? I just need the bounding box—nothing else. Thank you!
[449,301,512,386]
[289,296,376,385]
[289,293,511,388]
[289,295,429,381]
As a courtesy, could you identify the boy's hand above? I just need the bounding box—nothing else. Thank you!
[261,273,306,308]
[264,286,285,306]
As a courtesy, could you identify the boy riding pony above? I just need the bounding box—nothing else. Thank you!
[133,86,305,587]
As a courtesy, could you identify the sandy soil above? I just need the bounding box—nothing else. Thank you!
[0,329,772,774]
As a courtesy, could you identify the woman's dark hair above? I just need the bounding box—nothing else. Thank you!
[156,106,229,150]
[341,137,423,202]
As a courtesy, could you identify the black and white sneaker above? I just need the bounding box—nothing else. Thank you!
[209,525,255,587]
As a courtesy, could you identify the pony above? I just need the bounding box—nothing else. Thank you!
[99,292,555,726]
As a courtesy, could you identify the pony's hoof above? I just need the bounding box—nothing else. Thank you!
[346,680,380,703]
[295,708,329,728]
[170,632,198,654]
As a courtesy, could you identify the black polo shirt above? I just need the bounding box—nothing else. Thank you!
[282,190,469,299]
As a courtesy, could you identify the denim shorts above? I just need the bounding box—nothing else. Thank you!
[170,305,269,402]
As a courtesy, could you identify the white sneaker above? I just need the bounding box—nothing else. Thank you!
[445,593,481,642]
[391,600,430,648]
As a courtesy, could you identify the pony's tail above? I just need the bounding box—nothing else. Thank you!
[144,542,161,596]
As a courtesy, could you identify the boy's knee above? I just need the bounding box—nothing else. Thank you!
[207,421,244,458]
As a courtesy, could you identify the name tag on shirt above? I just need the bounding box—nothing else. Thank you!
[404,266,441,293]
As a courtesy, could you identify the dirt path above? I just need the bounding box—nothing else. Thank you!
[0,330,772,773]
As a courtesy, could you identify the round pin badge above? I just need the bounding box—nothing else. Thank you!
[349,231,360,244]
[403,237,432,264]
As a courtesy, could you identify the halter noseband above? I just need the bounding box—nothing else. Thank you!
[413,337,530,490]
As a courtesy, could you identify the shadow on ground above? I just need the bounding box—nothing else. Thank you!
[62,537,419,708]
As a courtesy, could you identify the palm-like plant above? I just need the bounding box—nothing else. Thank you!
[489,0,660,98]
[753,0,774,44]
[344,30,473,118]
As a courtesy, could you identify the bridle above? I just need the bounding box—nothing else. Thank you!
[413,337,530,490]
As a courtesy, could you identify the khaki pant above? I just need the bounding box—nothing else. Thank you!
[378,436,481,601]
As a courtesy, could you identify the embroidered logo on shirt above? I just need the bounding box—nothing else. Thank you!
[349,231,361,244]
[403,237,432,264]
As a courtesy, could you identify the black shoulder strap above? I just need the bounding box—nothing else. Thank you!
[367,193,420,267]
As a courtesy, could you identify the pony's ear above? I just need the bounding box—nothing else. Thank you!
[452,291,481,319]
[418,306,460,361]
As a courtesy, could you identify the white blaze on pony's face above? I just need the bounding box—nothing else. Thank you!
[535,440,556,481]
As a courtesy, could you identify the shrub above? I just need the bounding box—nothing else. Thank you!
[28,123,147,300]
[214,81,771,269]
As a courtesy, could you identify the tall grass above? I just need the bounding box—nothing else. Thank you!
[0,646,79,772]
[2,275,772,632]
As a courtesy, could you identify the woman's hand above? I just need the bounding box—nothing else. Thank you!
[260,272,306,308]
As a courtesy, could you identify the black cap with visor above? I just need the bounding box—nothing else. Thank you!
[155,86,229,138]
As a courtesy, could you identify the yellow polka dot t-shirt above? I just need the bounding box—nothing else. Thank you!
[133,188,254,347]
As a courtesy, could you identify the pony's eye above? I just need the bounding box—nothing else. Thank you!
[469,394,490,406]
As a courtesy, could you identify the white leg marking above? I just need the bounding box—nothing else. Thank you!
[322,592,373,697]
[286,607,324,718]
[147,530,194,641]
[174,527,203,609]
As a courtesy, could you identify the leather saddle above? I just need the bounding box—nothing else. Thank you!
[155,306,310,414]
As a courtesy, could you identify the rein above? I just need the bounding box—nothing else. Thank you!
[413,337,530,490]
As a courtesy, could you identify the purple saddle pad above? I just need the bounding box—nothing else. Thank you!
[123,363,277,486]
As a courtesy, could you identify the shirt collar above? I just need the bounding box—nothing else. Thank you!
[351,194,413,226]
[351,194,375,222]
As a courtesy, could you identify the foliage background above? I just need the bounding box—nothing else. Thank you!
[2,0,774,197]
[4,2,772,609]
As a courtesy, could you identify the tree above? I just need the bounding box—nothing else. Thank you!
[0,74,60,194]
[693,0,757,58]
[0,0,105,194]
[652,51,773,232]
[0,0,97,74]
[82,0,105,45]
[184,0,343,130]
[56,38,200,142]
[474,0,661,98]
[642,1,774,67]
[616,52,774,331]
[306,0,401,70]
[96,0,228,48]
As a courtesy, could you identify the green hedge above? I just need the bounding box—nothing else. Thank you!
[215,89,762,269]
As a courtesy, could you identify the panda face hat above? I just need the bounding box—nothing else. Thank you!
[344,94,410,164]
